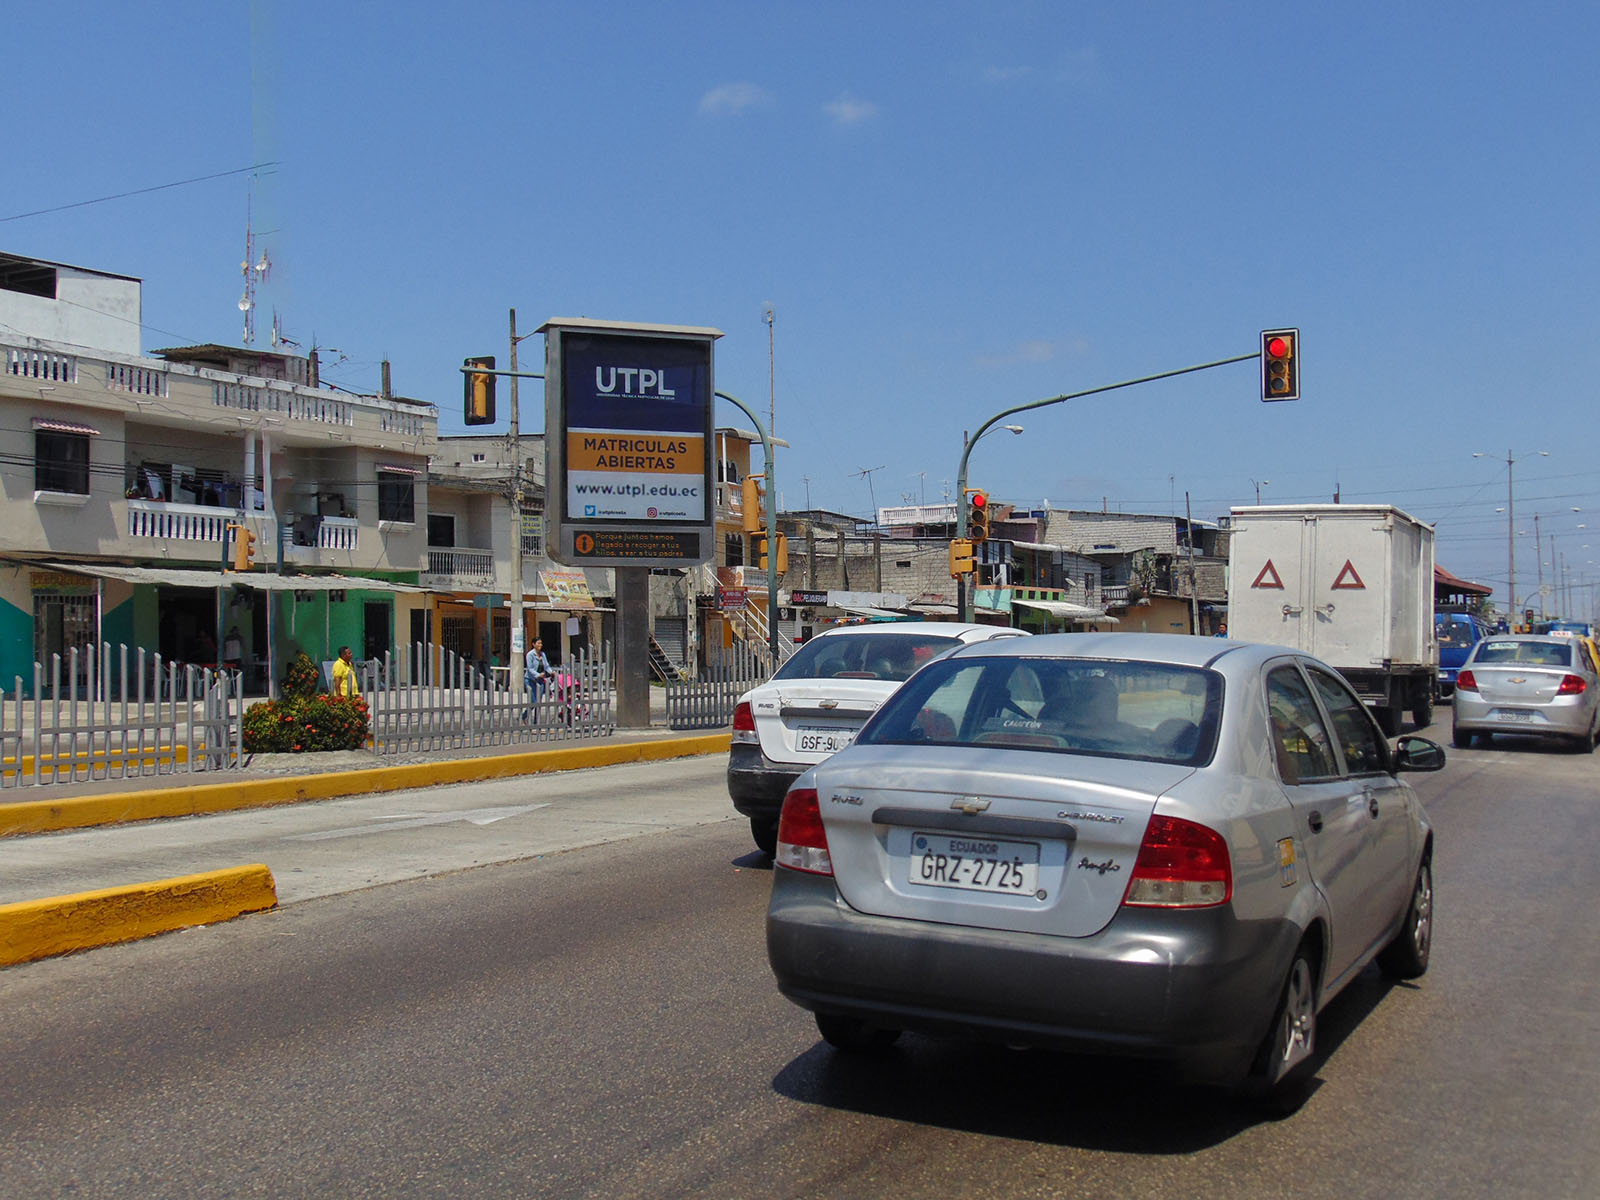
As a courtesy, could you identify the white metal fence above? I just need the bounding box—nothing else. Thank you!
[1,644,241,788]
[363,643,617,755]
[0,641,621,787]
[664,643,771,730]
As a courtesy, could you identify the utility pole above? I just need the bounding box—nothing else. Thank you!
[509,309,527,697]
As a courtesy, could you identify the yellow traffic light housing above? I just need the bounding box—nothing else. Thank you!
[966,489,990,543]
[948,537,975,576]
[741,475,764,533]
[756,532,788,574]
[231,524,257,571]
[463,355,496,425]
[1260,329,1299,402]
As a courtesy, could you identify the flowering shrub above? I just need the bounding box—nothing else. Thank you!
[281,652,322,701]
[242,691,371,753]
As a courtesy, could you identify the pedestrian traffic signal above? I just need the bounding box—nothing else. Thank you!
[231,524,257,571]
[966,489,990,543]
[742,474,764,533]
[1260,329,1299,402]
[463,355,496,425]
[948,537,975,576]
[755,532,788,573]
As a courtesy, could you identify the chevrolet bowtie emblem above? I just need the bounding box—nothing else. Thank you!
[952,797,991,814]
[819,699,839,709]
[1510,676,1526,684]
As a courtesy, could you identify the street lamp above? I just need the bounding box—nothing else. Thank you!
[1473,449,1548,622]
[1251,478,1270,505]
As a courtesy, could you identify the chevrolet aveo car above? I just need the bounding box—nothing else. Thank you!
[1450,634,1600,751]
[729,622,1027,855]
[766,634,1442,1113]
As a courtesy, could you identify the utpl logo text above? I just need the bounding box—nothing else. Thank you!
[595,367,676,397]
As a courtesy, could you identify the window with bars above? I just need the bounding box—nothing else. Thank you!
[378,470,415,522]
[35,430,91,494]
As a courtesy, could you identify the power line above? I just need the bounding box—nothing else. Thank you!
[0,162,281,224]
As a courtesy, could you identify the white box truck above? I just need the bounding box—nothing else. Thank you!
[1228,504,1437,735]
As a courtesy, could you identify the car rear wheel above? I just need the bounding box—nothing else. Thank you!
[1451,724,1474,749]
[1377,859,1432,979]
[750,818,778,858]
[1245,945,1318,1117]
[815,1012,901,1054]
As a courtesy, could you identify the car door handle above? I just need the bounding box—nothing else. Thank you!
[1307,810,1323,834]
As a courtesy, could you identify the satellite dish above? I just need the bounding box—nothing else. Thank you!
[238,296,253,312]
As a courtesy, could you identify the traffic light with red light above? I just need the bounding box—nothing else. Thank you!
[966,488,990,543]
[463,355,496,424]
[1260,329,1299,402]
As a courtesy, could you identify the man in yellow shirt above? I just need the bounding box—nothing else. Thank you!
[331,645,361,698]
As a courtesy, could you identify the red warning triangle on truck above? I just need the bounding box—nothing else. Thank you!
[1331,560,1366,590]
[1251,560,1284,589]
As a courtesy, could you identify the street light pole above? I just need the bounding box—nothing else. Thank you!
[1475,449,1548,625]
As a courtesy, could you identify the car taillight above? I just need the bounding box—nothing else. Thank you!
[1456,669,1478,692]
[731,700,758,743]
[1123,814,1232,908]
[1558,674,1587,695]
[775,787,832,875]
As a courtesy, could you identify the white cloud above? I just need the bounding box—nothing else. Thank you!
[823,93,879,125]
[698,82,772,117]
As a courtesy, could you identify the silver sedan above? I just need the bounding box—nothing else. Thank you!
[1450,634,1600,751]
[765,634,1442,1114]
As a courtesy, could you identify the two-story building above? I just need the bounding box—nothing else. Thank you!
[0,251,435,692]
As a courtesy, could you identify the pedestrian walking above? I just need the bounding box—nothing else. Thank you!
[524,637,554,719]
[331,645,361,698]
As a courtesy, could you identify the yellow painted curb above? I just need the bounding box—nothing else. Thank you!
[0,733,732,838]
[0,863,278,968]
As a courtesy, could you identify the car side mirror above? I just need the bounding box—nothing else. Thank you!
[1394,735,1446,772]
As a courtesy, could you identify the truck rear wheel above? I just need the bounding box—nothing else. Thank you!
[1411,689,1434,730]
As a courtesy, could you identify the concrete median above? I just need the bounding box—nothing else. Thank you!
[0,863,279,967]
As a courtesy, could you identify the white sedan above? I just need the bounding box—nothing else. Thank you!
[728,621,1026,855]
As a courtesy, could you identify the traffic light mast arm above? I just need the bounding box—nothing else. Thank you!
[953,348,1263,620]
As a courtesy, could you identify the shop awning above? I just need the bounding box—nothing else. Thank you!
[1014,598,1119,623]
[840,605,909,621]
[41,562,429,593]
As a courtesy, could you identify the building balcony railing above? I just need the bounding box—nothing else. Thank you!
[419,546,496,589]
[127,499,241,544]
[283,515,360,558]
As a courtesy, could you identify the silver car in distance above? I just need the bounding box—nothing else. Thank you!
[766,634,1442,1114]
[1450,634,1600,751]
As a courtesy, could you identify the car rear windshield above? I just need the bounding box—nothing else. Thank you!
[772,633,962,682]
[858,656,1224,767]
[1436,617,1479,649]
[1472,640,1574,667]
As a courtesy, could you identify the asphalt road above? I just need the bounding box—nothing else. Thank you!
[1,731,1597,1198]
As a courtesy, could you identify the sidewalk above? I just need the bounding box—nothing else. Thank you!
[0,710,732,968]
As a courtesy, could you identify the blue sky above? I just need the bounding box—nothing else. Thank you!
[5,2,1598,612]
